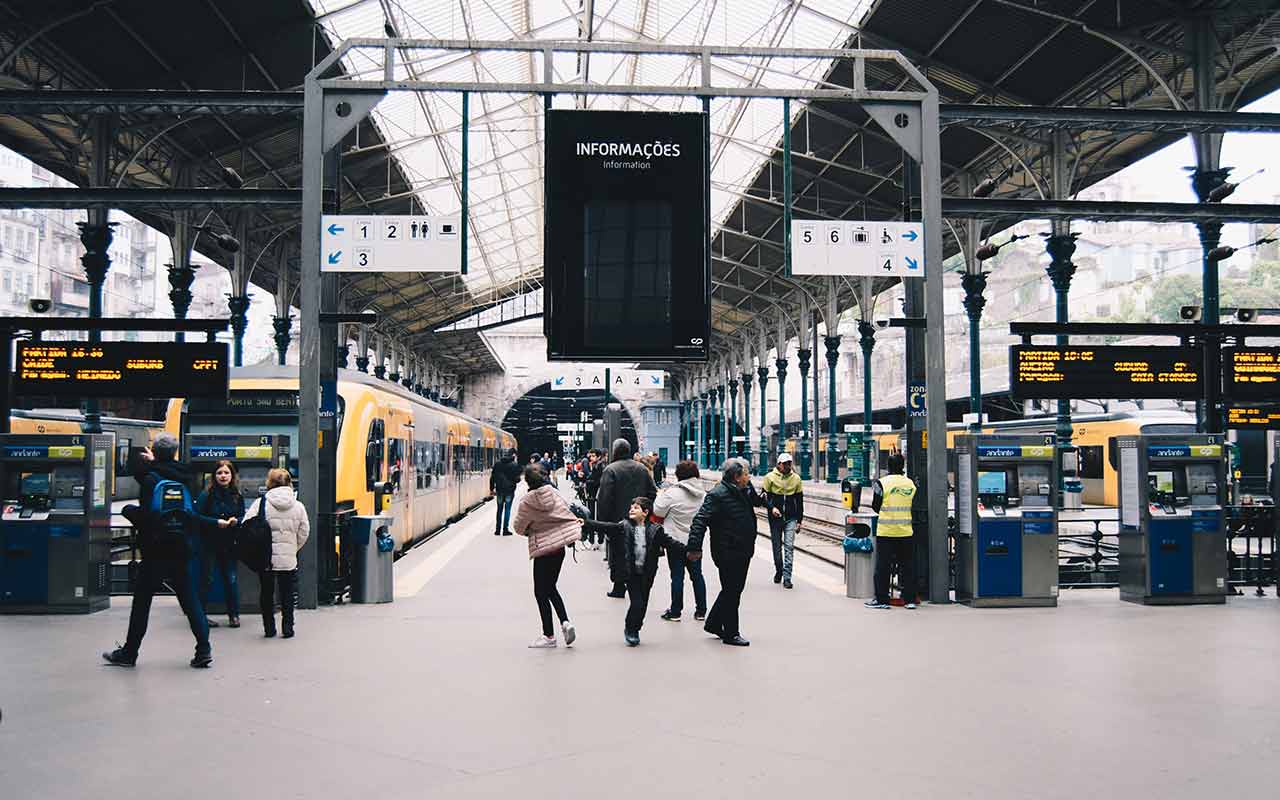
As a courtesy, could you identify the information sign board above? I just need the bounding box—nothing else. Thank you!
[1009,345,1202,400]
[1226,406,1280,429]
[14,341,228,398]
[791,220,924,277]
[550,369,666,391]
[1223,347,1280,401]
[320,214,461,273]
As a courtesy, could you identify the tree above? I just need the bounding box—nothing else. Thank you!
[1146,273,1202,322]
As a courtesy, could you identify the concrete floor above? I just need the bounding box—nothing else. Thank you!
[2,494,1278,800]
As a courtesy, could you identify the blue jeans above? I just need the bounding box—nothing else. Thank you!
[200,541,240,617]
[770,517,798,581]
[494,493,515,532]
[667,547,707,616]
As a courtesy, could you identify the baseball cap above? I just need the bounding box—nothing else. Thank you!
[777,453,793,464]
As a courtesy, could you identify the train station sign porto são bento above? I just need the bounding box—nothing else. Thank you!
[543,110,709,363]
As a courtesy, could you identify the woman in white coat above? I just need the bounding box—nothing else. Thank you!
[247,468,310,638]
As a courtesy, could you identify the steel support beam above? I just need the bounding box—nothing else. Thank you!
[942,104,1280,133]
[0,89,303,114]
[0,188,301,209]
[940,198,1280,223]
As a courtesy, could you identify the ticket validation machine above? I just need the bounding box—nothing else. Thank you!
[0,434,113,613]
[955,435,1059,607]
[185,434,291,614]
[1116,434,1227,605]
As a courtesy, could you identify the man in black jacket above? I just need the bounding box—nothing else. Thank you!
[686,457,765,646]
[489,448,522,535]
[103,432,212,669]
[596,438,657,598]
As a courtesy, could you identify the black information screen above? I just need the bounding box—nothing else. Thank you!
[1010,345,1203,400]
[1223,347,1280,401]
[1226,406,1280,429]
[14,341,228,398]
[544,110,708,362]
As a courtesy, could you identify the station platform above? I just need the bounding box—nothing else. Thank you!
[3,490,1278,800]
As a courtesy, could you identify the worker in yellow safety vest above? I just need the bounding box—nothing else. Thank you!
[865,452,918,610]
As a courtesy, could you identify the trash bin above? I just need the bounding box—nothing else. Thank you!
[350,515,394,603]
[844,513,877,599]
[1062,477,1084,510]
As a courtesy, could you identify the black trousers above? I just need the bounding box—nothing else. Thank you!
[124,549,210,657]
[874,536,917,604]
[259,569,298,632]
[624,573,652,635]
[533,548,569,637]
[705,554,750,639]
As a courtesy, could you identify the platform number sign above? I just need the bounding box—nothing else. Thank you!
[791,220,924,277]
[321,214,461,273]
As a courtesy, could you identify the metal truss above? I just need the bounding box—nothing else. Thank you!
[0,187,301,209]
[942,104,1280,134]
[0,90,303,115]
[943,197,1280,223]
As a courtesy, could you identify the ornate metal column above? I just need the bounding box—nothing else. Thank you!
[78,115,116,433]
[355,325,370,373]
[797,344,812,481]
[741,362,754,469]
[373,334,386,380]
[167,262,194,334]
[272,267,292,366]
[858,317,876,483]
[227,212,251,367]
[388,342,401,384]
[757,364,770,476]
[167,166,195,343]
[728,376,739,459]
[962,267,988,430]
[227,294,251,367]
[824,334,842,483]
[336,324,349,370]
[715,382,726,466]
[1044,231,1078,445]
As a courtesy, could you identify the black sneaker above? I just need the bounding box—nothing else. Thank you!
[102,647,136,667]
[502,530,513,536]
[190,653,213,669]
[773,571,782,584]
[606,590,626,599]
[207,619,220,628]
[694,610,706,621]
[660,610,681,621]
[783,579,793,589]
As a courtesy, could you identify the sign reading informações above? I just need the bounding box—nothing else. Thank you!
[544,110,708,362]
[14,341,228,399]
[1009,345,1202,400]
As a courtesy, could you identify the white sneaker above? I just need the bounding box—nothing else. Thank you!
[905,603,918,610]
[528,635,557,648]
[562,621,576,647]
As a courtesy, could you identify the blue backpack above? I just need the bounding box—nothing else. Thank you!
[148,474,194,541]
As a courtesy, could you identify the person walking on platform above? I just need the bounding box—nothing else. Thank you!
[596,438,657,599]
[103,433,212,669]
[686,458,766,647]
[194,459,245,628]
[762,452,805,589]
[584,497,685,646]
[489,448,521,536]
[865,452,919,610]
[651,453,667,487]
[511,465,582,648]
[653,460,707,621]
[249,469,310,638]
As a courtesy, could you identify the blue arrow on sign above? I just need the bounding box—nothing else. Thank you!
[327,223,344,235]
[902,229,919,242]
[554,376,564,386]
[905,256,919,270]
[651,375,661,385]
[327,251,342,265]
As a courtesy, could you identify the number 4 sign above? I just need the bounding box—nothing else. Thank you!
[790,219,924,277]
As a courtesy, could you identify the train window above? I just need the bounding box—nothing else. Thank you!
[365,419,385,491]
[336,397,346,438]
[116,439,131,472]
[1079,446,1104,480]
[388,438,403,492]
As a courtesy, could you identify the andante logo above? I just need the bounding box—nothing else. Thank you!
[576,141,683,158]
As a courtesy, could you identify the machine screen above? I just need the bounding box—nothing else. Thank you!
[20,472,50,496]
[1150,470,1175,494]
[977,471,1007,495]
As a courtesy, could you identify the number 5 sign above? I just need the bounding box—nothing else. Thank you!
[790,219,925,277]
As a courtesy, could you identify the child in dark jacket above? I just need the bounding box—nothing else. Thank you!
[584,496,685,646]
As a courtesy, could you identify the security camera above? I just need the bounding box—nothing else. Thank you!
[1180,305,1202,322]
[28,298,52,314]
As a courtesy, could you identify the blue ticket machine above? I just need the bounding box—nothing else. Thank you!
[1116,434,1227,605]
[0,434,113,613]
[185,434,291,615]
[955,435,1059,607]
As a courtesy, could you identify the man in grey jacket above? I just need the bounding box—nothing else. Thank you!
[595,438,657,598]
[653,460,707,621]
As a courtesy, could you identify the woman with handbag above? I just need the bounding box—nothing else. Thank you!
[194,459,245,628]
[510,464,582,649]
[245,468,310,639]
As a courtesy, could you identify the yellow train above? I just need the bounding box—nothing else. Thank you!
[866,410,1197,506]
[166,365,516,552]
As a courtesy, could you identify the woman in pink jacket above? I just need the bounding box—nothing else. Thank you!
[510,464,582,648]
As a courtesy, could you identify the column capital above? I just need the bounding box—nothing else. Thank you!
[960,271,988,319]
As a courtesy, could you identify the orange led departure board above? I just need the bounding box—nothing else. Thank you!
[1226,406,1280,429]
[14,342,228,398]
[1223,348,1280,401]
[1010,345,1202,400]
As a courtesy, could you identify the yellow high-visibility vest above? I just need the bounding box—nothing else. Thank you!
[877,473,916,538]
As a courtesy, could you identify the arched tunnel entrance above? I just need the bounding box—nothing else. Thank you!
[500,383,637,463]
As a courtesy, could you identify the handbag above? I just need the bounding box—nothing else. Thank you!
[235,497,272,572]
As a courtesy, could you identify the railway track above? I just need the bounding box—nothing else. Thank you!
[751,508,847,568]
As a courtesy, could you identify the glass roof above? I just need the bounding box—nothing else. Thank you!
[310,0,873,297]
